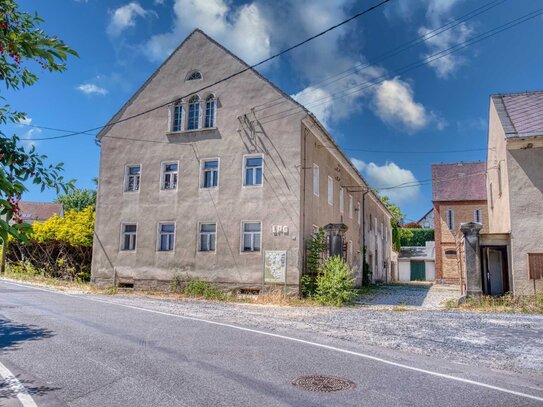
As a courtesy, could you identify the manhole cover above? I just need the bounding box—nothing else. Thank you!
[291,375,356,392]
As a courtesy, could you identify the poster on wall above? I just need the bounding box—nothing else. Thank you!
[264,250,287,283]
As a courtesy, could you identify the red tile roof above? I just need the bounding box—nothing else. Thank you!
[432,162,487,202]
[19,202,63,223]
[491,90,543,138]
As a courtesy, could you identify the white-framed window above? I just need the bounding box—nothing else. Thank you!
[339,188,344,213]
[187,95,200,130]
[327,176,333,206]
[204,94,216,128]
[199,223,216,252]
[313,163,319,197]
[348,240,353,264]
[186,70,202,81]
[161,162,178,190]
[242,221,261,252]
[357,202,361,225]
[447,208,454,230]
[201,159,219,188]
[125,165,140,192]
[349,195,353,219]
[243,155,263,186]
[121,224,137,251]
[172,101,184,132]
[158,223,175,251]
[474,208,482,223]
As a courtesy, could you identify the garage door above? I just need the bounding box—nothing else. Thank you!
[410,261,425,281]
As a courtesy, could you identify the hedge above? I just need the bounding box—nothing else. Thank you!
[399,228,434,247]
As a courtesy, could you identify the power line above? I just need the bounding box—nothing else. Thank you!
[343,147,489,154]
[255,7,543,126]
[21,0,391,141]
[252,0,506,113]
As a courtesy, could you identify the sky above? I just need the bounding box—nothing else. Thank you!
[5,0,543,222]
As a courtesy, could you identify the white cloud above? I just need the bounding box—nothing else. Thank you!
[372,78,428,132]
[76,83,108,95]
[418,22,473,78]
[351,158,420,202]
[107,2,150,37]
[20,127,42,148]
[17,116,32,126]
[145,0,271,64]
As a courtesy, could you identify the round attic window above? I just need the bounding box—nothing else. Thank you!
[186,71,202,81]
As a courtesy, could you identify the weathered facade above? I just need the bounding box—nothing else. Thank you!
[432,162,488,284]
[92,29,392,293]
[484,91,543,295]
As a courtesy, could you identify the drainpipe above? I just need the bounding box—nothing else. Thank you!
[361,189,370,281]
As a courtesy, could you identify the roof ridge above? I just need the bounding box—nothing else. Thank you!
[491,90,543,97]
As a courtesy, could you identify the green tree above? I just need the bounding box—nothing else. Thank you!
[0,0,78,244]
[379,195,404,252]
[55,187,96,212]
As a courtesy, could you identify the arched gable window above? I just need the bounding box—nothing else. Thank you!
[186,71,202,81]
[204,94,216,128]
[172,101,183,132]
[187,95,200,130]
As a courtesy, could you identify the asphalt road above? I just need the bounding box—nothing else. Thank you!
[0,280,542,407]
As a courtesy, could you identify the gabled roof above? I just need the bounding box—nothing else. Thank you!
[417,208,433,223]
[432,161,487,202]
[96,29,309,140]
[491,90,543,138]
[19,202,63,222]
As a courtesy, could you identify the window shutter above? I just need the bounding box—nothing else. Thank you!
[529,253,543,280]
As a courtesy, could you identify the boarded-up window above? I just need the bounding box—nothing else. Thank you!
[529,253,543,280]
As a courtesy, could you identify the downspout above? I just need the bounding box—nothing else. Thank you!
[362,189,369,281]
[300,125,307,288]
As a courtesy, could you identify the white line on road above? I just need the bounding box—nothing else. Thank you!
[3,279,543,403]
[0,360,38,407]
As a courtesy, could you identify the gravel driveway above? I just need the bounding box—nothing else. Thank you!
[98,292,543,376]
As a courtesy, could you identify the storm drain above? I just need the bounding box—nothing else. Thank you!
[291,375,356,392]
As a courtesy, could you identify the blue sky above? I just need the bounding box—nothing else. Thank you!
[5,0,543,222]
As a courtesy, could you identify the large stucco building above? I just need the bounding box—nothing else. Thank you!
[432,162,488,284]
[91,29,393,293]
[482,91,543,295]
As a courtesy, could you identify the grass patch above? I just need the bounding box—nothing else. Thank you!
[448,293,543,314]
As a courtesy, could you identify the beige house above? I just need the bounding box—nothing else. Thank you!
[484,91,543,295]
[91,29,392,293]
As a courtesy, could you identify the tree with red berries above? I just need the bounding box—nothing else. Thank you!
[0,0,77,249]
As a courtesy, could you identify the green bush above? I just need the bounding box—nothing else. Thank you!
[399,228,434,246]
[301,274,317,298]
[315,256,356,306]
[183,279,225,300]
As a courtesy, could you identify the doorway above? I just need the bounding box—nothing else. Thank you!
[481,246,509,295]
[410,261,425,281]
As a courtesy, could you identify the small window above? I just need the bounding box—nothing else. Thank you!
[199,223,216,252]
[244,155,263,186]
[369,214,372,231]
[445,250,457,256]
[313,164,319,196]
[474,208,482,224]
[447,208,454,230]
[187,95,200,130]
[162,162,178,190]
[172,102,184,132]
[204,95,216,128]
[327,177,333,206]
[125,165,140,192]
[201,159,219,188]
[158,223,175,251]
[349,195,353,219]
[187,71,202,81]
[339,188,344,214]
[121,224,137,251]
[528,253,543,280]
[242,222,261,252]
[357,202,361,225]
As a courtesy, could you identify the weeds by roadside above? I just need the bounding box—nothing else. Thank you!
[445,293,543,314]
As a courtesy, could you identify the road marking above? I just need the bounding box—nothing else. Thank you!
[0,360,38,407]
[3,279,543,403]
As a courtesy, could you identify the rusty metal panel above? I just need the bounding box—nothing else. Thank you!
[528,253,543,280]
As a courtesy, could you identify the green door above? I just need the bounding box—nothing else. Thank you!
[410,261,425,281]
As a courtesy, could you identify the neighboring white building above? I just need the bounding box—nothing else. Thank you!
[398,242,435,282]
[417,209,434,229]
